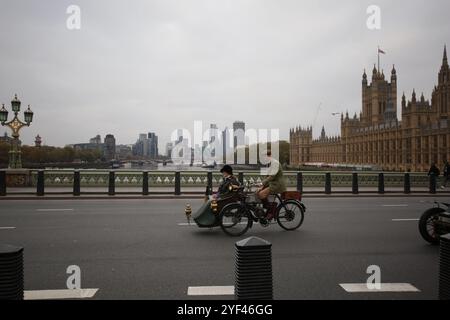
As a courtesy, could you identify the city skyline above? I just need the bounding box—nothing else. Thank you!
[1,1,450,148]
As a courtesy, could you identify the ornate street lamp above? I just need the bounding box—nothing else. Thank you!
[0,94,34,169]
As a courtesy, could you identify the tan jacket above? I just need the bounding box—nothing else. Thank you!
[262,159,286,194]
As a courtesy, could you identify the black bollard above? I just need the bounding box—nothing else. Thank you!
[352,172,359,194]
[439,234,450,300]
[0,244,24,300]
[0,171,6,196]
[378,173,385,194]
[142,171,149,196]
[207,171,213,192]
[235,237,273,300]
[108,171,115,196]
[73,171,81,196]
[238,172,244,185]
[325,173,331,194]
[296,172,303,193]
[36,170,44,196]
[430,174,437,194]
[174,172,181,195]
[404,173,411,194]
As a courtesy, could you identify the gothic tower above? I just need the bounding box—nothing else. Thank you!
[361,64,398,126]
[432,45,450,119]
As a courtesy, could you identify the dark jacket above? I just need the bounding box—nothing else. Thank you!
[428,165,440,177]
[444,163,450,177]
[217,175,240,197]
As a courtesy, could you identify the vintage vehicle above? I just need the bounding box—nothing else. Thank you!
[185,183,306,237]
[418,201,450,244]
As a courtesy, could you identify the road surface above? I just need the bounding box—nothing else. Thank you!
[0,197,443,299]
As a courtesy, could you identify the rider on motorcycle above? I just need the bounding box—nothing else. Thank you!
[257,151,286,220]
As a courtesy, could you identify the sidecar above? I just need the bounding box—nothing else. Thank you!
[185,194,240,228]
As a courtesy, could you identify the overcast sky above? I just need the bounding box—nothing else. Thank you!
[0,0,449,149]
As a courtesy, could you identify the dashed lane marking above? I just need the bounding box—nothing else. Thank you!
[340,283,420,293]
[392,218,419,221]
[36,209,74,212]
[382,204,408,207]
[187,286,234,296]
[24,289,98,300]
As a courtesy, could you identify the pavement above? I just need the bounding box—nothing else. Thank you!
[1,186,449,200]
[0,196,446,300]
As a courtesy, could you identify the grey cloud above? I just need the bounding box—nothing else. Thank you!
[0,0,449,147]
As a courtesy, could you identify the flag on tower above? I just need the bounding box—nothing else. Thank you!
[378,48,386,54]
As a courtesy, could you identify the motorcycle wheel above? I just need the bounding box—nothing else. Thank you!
[276,200,305,231]
[418,207,445,245]
[219,203,251,237]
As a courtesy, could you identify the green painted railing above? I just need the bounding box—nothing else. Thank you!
[0,169,443,196]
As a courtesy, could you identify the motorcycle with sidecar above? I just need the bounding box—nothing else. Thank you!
[184,182,307,237]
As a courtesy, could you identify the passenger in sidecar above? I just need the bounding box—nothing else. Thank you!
[190,165,241,228]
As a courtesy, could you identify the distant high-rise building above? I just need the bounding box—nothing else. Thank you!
[165,142,173,158]
[104,134,116,161]
[176,129,184,144]
[233,121,246,149]
[70,134,103,152]
[147,132,159,158]
[233,121,246,164]
[116,145,132,160]
[132,132,159,158]
[90,134,102,145]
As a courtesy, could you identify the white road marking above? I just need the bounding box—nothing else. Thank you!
[24,289,98,300]
[178,222,262,226]
[0,227,16,230]
[188,286,234,296]
[36,209,74,212]
[382,204,408,207]
[340,283,420,293]
[392,218,419,222]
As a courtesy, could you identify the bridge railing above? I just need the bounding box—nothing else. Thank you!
[0,170,445,196]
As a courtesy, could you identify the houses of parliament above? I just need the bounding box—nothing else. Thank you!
[290,46,450,172]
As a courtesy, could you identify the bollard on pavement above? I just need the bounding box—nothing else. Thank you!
[296,172,303,194]
[235,237,273,300]
[207,171,213,192]
[108,171,115,196]
[378,173,385,194]
[352,172,358,194]
[73,171,81,196]
[174,172,181,195]
[325,173,331,194]
[439,234,450,300]
[0,244,24,300]
[142,171,149,196]
[430,174,437,194]
[36,170,45,196]
[0,171,6,196]
[404,173,411,194]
